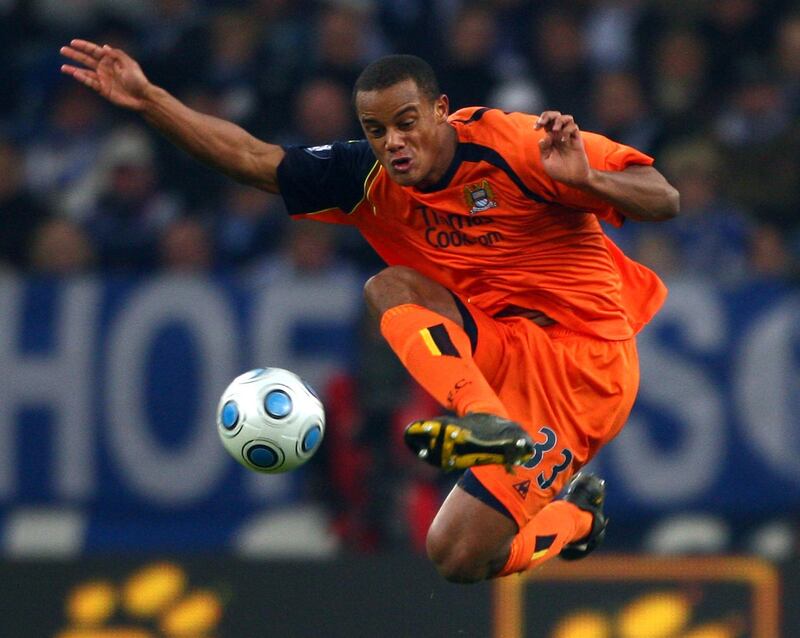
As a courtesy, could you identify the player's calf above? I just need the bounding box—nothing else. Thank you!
[427,540,492,584]
[425,483,519,584]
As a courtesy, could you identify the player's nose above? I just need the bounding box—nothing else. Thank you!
[385,128,405,151]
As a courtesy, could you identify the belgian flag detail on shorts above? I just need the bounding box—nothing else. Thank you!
[419,324,460,357]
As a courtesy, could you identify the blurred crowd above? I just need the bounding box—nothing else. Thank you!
[1,0,799,282]
[2,0,800,553]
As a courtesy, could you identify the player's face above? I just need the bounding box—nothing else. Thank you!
[356,79,454,189]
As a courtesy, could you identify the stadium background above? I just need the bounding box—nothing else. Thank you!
[1,0,799,636]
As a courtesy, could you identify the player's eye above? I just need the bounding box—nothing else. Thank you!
[366,127,385,138]
[398,120,415,130]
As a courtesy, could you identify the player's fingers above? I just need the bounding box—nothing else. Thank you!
[62,66,101,91]
[535,113,553,129]
[534,111,562,129]
[60,46,98,70]
[69,39,104,59]
[101,45,131,69]
[60,64,81,77]
[550,114,575,133]
[558,122,579,141]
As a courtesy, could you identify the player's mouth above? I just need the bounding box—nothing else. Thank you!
[390,156,413,174]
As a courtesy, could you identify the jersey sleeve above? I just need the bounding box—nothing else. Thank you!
[276,140,378,219]
[526,128,654,227]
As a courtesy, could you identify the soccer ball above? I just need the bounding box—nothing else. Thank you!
[216,367,325,473]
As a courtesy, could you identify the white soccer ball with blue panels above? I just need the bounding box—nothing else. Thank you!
[217,367,325,473]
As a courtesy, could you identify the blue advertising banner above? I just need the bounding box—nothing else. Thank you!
[1,272,798,553]
[0,270,362,553]
[594,277,800,523]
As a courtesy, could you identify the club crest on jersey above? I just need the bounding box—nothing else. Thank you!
[464,180,498,214]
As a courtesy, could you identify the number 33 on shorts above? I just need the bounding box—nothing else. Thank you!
[523,426,574,490]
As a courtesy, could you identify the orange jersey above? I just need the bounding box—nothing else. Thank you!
[277,107,667,339]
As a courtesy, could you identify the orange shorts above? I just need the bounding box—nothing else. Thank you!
[456,298,640,529]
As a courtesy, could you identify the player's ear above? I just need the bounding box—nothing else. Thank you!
[434,94,449,122]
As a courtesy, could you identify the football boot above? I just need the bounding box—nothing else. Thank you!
[559,472,609,561]
[404,412,534,471]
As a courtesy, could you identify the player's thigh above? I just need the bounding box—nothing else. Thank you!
[469,455,578,530]
[448,295,510,384]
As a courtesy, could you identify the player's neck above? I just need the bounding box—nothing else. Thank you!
[416,124,458,191]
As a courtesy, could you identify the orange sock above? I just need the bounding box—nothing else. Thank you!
[380,304,507,417]
[498,500,593,576]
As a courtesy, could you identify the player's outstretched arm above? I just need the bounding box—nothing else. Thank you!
[60,39,284,193]
[535,111,679,221]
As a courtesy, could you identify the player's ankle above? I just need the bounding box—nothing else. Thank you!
[573,506,594,541]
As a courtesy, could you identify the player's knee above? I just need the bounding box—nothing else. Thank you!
[426,526,487,584]
[363,265,423,317]
[363,266,462,326]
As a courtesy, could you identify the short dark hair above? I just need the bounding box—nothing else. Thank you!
[353,54,441,104]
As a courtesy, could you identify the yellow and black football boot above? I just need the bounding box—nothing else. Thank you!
[403,413,534,472]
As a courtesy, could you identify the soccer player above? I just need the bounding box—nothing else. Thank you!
[60,41,679,583]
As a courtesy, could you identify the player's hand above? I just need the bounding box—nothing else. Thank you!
[535,111,592,187]
[60,39,152,112]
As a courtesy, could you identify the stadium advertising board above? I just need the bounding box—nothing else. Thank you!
[0,273,360,553]
[592,278,800,523]
[0,555,492,637]
[1,555,794,637]
[494,555,781,637]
